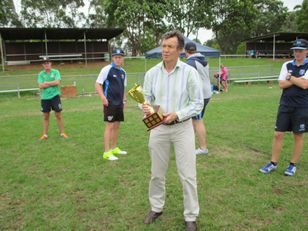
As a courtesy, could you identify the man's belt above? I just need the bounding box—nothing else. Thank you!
[163,118,190,126]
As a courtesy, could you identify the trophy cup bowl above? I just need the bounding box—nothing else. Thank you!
[128,84,164,131]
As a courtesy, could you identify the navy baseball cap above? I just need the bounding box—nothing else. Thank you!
[184,42,197,52]
[112,48,125,56]
[290,39,308,50]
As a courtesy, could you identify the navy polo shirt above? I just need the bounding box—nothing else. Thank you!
[96,63,127,106]
[278,59,308,107]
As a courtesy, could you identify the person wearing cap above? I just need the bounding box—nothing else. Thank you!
[37,57,69,140]
[95,48,127,161]
[259,38,308,176]
[185,42,212,155]
[142,31,203,231]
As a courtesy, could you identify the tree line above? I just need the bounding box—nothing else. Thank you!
[1,0,307,54]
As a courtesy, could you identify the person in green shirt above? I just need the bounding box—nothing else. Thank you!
[37,57,68,140]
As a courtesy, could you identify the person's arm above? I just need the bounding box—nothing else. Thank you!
[288,74,308,89]
[278,62,293,89]
[123,70,127,105]
[37,72,45,89]
[174,68,203,121]
[143,70,154,116]
[95,66,110,106]
[279,79,293,89]
[95,82,108,106]
[39,80,60,88]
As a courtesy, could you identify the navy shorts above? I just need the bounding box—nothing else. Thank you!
[275,105,308,133]
[104,104,124,122]
[193,98,210,120]
[41,95,62,113]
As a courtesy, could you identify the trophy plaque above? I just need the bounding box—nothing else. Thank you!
[128,84,164,131]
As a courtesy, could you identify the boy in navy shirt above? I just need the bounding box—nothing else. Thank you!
[260,39,308,176]
[95,48,127,161]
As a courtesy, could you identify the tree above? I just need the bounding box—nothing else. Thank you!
[0,0,22,27]
[20,0,85,27]
[296,0,308,32]
[105,0,168,56]
[280,11,297,32]
[164,0,213,37]
[209,0,288,54]
[86,0,107,27]
[205,39,220,50]
[251,0,287,37]
[211,0,257,54]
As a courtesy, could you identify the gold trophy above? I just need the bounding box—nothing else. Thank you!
[128,84,164,131]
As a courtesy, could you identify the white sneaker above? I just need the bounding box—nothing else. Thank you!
[112,147,127,155]
[108,155,119,161]
[103,151,119,161]
[195,148,209,155]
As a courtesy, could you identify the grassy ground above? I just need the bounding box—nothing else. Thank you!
[0,57,285,94]
[0,83,307,230]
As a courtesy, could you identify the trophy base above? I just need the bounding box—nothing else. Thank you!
[143,112,164,131]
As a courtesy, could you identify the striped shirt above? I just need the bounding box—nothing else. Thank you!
[143,59,203,121]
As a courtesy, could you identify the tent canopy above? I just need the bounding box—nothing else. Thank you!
[145,37,220,58]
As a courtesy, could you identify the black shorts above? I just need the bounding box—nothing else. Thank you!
[275,105,308,133]
[192,98,210,120]
[41,95,62,113]
[104,104,124,122]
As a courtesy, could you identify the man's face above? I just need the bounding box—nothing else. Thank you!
[42,61,51,70]
[112,55,124,67]
[293,49,307,61]
[162,37,182,63]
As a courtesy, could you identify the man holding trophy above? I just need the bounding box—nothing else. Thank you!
[141,31,203,231]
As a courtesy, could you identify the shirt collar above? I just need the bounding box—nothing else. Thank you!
[291,58,308,66]
[159,58,181,72]
[111,62,122,70]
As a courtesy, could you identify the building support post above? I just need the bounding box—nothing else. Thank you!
[0,33,5,71]
[83,31,88,67]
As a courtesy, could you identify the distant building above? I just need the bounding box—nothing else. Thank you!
[245,32,308,59]
[0,27,124,67]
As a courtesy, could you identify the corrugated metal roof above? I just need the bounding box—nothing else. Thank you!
[246,32,308,43]
[0,27,124,40]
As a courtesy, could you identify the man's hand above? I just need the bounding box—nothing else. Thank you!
[102,97,108,106]
[39,82,49,89]
[142,103,152,117]
[163,112,178,124]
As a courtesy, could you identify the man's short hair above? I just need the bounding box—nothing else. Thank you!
[185,42,197,54]
[161,30,185,49]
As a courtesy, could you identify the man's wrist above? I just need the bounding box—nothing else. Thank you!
[286,75,292,81]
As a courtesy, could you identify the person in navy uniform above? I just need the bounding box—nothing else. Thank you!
[95,48,127,161]
[259,39,308,176]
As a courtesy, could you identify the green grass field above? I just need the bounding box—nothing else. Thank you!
[1,58,307,230]
[0,57,285,94]
[1,83,307,230]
